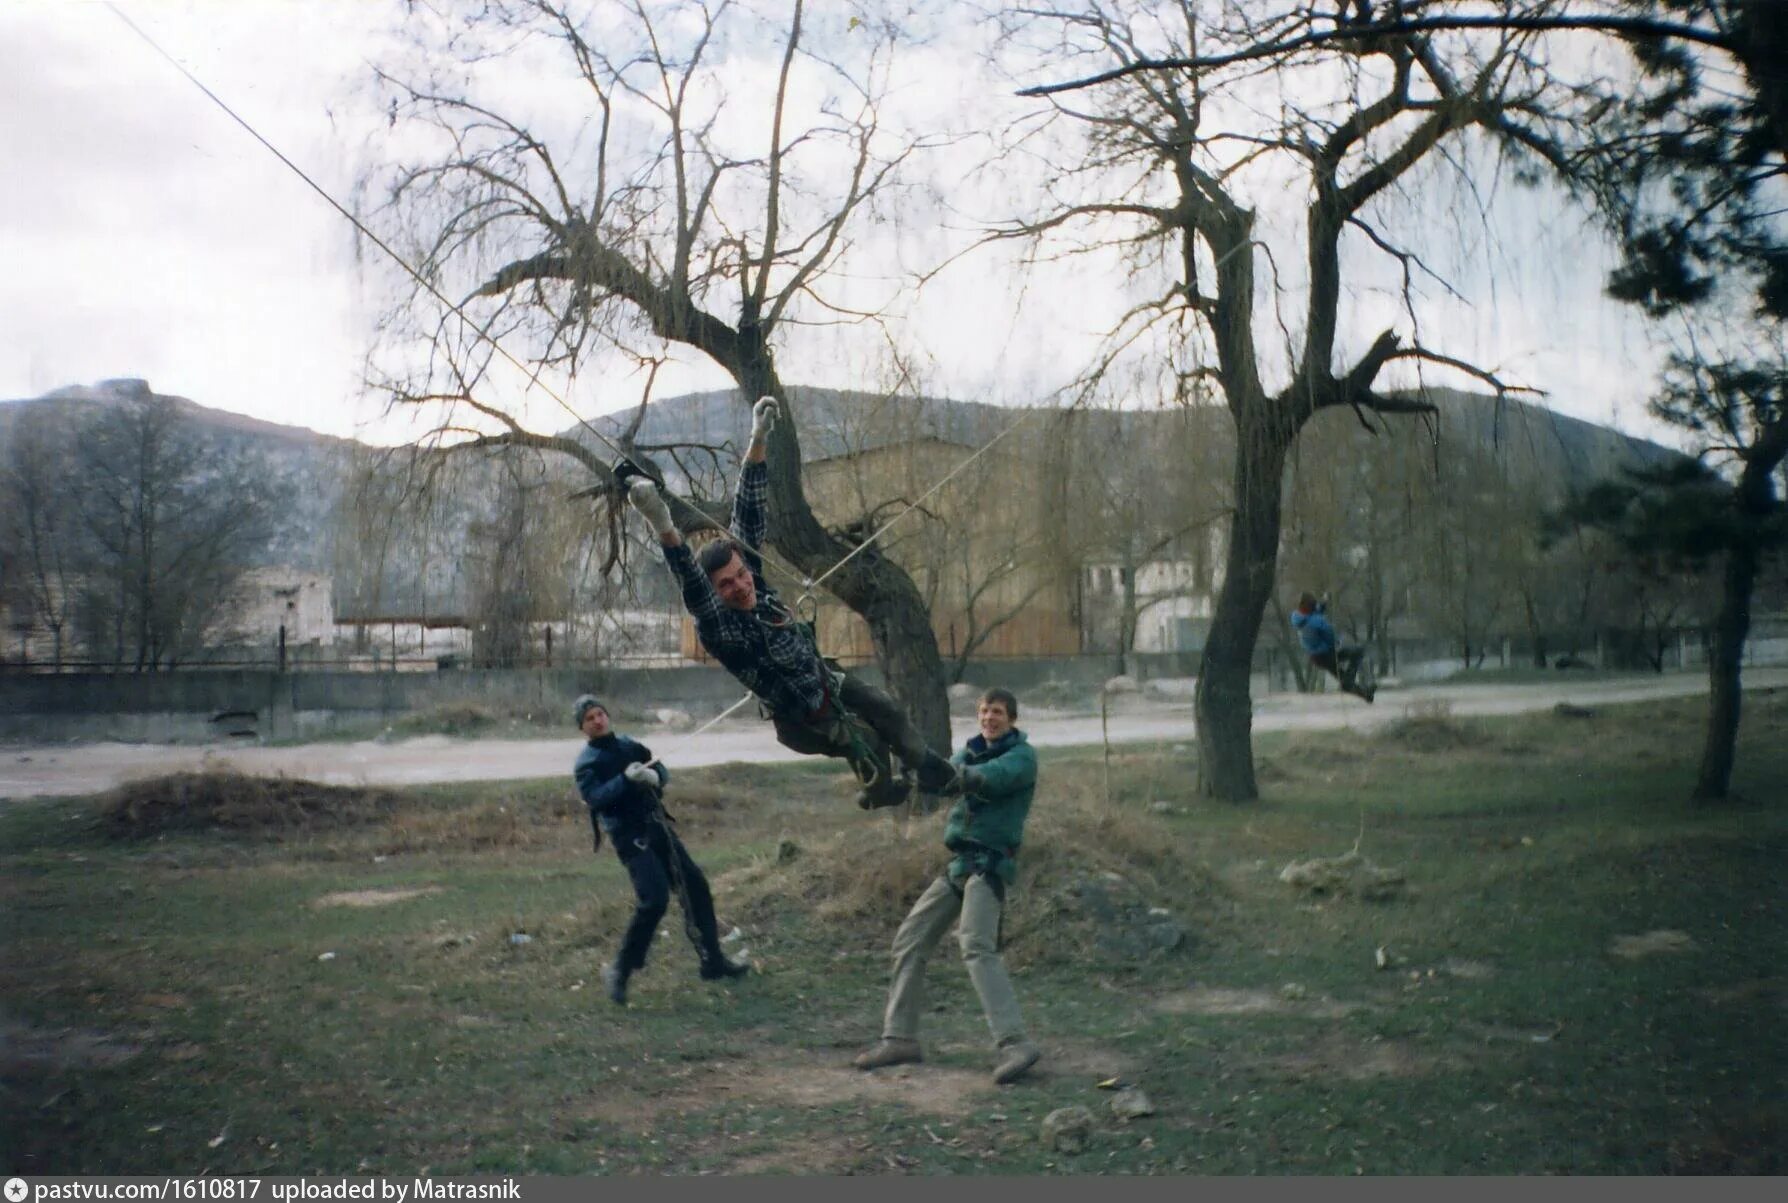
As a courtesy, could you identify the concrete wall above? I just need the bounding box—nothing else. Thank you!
[0,652,1220,745]
[0,664,753,744]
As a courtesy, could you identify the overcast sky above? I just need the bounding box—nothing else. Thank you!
[0,1,1679,448]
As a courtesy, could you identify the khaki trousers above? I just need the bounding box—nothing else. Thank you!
[882,875,1026,1047]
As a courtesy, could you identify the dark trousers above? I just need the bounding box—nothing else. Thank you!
[615,825,724,975]
[1310,648,1368,696]
[771,671,956,794]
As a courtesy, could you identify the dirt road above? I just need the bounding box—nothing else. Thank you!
[4,667,1782,800]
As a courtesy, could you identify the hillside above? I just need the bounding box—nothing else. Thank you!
[3,379,1682,597]
[0,378,354,573]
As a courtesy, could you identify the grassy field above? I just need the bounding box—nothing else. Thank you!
[3,691,1784,1175]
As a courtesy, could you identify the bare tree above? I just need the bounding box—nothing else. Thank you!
[71,391,285,671]
[998,2,1552,798]
[0,410,80,668]
[363,0,962,747]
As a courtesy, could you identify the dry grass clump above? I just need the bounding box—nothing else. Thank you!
[376,795,581,855]
[720,762,1218,965]
[1375,700,1489,752]
[97,770,402,838]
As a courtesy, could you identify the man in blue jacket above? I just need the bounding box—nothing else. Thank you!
[573,694,747,1005]
[853,688,1042,1086]
[627,396,960,810]
[1292,592,1375,702]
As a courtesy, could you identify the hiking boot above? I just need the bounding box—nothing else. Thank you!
[853,1037,923,1070]
[991,1038,1041,1085]
[601,962,629,1007]
[856,775,912,810]
[699,955,751,982]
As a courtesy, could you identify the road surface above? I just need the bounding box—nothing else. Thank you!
[3,667,1782,800]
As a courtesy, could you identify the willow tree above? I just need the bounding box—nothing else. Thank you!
[363,0,958,747]
[1003,2,1560,798]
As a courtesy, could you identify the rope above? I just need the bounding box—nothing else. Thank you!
[646,791,707,958]
[804,403,1049,596]
[103,3,633,469]
[112,5,1043,747]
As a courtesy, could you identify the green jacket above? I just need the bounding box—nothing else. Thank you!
[943,729,1037,886]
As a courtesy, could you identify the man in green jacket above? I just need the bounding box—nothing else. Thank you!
[854,687,1042,1086]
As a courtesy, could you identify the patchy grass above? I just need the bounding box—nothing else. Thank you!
[2,695,1785,1175]
[1372,700,1490,752]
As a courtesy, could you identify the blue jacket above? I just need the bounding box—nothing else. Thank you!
[1291,603,1338,656]
[573,733,669,842]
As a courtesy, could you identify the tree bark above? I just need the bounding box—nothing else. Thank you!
[1196,410,1290,801]
[1694,537,1755,801]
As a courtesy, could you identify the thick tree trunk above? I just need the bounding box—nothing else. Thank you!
[1694,424,1786,802]
[1694,540,1756,801]
[1196,414,1291,801]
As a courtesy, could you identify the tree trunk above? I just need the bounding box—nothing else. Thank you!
[1196,414,1290,801]
[1694,423,1786,802]
[1694,539,1756,801]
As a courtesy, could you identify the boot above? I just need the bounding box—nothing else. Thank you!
[601,961,629,1007]
[856,774,912,810]
[699,954,751,981]
[853,1037,923,1070]
[991,1038,1040,1085]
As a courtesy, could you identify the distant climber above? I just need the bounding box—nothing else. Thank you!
[1292,592,1375,703]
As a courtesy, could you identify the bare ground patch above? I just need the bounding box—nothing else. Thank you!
[1157,985,1364,1020]
[1,1017,144,1074]
[1244,1030,1452,1082]
[570,1041,1000,1136]
[1694,977,1788,1010]
[314,886,443,908]
[1610,929,1696,959]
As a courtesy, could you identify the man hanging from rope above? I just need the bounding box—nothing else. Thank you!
[625,396,961,809]
[573,694,748,1006]
[1291,591,1376,703]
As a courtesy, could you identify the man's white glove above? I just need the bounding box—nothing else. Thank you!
[622,762,659,789]
[627,479,677,539]
[751,395,778,442]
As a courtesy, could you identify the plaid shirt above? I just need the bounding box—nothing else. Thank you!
[662,459,830,718]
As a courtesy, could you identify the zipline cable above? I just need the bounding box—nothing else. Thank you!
[109,2,1056,746]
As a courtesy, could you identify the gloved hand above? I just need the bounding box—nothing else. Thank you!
[627,479,677,539]
[941,765,985,798]
[623,762,659,790]
[590,813,604,854]
[751,396,778,441]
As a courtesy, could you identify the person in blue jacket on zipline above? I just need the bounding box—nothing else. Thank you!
[1292,592,1375,703]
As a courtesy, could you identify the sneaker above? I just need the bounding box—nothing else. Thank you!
[699,956,751,981]
[853,1037,923,1070]
[992,1038,1041,1085]
[601,962,628,1007]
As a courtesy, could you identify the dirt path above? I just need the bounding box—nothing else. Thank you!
[4,667,1782,800]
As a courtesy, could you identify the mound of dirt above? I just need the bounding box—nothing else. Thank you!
[1375,701,1488,752]
[97,770,403,838]
[720,772,1219,968]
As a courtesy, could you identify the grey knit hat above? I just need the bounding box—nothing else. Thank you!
[572,694,606,728]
